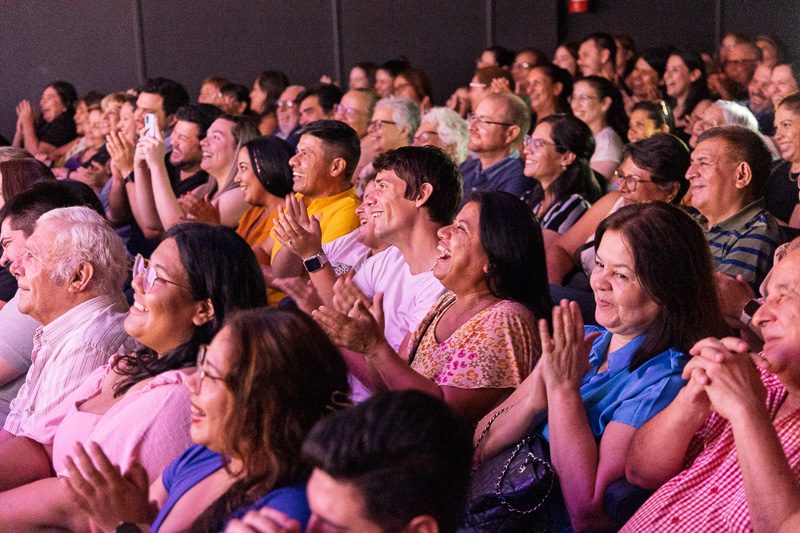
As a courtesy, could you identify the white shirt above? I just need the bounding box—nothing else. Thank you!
[0,290,41,426]
[4,294,140,436]
[353,246,446,351]
[322,229,373,275]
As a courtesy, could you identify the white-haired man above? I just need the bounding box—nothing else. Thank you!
[1,207,138,442]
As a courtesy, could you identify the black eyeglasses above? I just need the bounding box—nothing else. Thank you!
[368,119,397,130]
[614,169,653,191]
[467,113,514,128]
[131,254,190,294]
[196,344,225,392]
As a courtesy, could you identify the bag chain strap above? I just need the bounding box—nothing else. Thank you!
[474,406,510,450]
[495,438,556,515]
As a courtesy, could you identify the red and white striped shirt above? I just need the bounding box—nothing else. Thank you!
[622,371,800,532]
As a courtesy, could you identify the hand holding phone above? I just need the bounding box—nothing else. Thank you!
[144,113,157,138]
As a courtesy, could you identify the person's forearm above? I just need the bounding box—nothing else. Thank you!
[134,165,166,236]
[149,161,185,231]
[0,435,52,491]
[20,119,40,156]
[626,394,707,489]
[547,243,577,285]
[732,404,800,533]
[107,173,133,225]
[546,385,610,532]
[370,339,443,398]
[309,265,339,307]
[0,477,90,531]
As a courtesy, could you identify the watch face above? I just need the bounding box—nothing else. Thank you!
[304,256,323,272]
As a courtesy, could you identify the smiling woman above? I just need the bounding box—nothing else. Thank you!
[0,223,267,531]
[12,81,79,161]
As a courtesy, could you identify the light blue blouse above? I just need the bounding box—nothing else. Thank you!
[541,326,689,441]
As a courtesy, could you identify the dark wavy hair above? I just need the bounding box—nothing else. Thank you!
[469,191,552,324]
[48,81,79,117]
[524,114,601,213]
[113,223,267,397]
[594,202,728,371]
[189,308,351,533]
[243,136,294,199]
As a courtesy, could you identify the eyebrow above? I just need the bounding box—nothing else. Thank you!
[595,252,632,269]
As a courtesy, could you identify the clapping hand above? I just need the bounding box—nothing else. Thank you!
[179,193,221,225]
[313,293,386,355]
[107,131,136,176]
[271,194,323,259]
[539,300,599,392]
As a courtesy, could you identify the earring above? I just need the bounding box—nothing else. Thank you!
[62,107,67,113]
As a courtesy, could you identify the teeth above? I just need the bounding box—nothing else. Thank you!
[359,218,368,225]
[133,301,148,312]
[190,405,205,417]
[437,244,451,258]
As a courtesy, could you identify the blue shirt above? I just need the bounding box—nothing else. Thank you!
[152,444,311,532]
[459,152,532,203]
[541,326,689,441]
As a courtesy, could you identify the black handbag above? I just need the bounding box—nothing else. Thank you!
[460,409,560,533]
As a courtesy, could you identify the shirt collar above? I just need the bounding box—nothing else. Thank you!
[697,198,766,232]
[40,294,126,348]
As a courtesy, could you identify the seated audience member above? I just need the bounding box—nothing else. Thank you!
[63,307,348,532]
[12,81,79,161]
[297,84,344,127]
[474,202,728,532]
[768,94,800,225]
[57,107,108,191]
[133,77,191,155]
[623,249,800,533]
[226,390,473,533]
[273,85,305,147]
[355,96,420,191]
[249,71,288,116]
[393,67,434,113]
[266,120,362,282]
[334,88,378,140]
[746,63,776,135]
[446,86,472,119]
[0,207,137,445]
[553,41,580,78]
[462,92,532,199]
[0,183,89,425]
[522,114,602,237]
[198,75,229,106]
[689,99,759,148]
[717,40,762,102]
[413,107,469,165]
[300,146,458,369]
[219,83,251,117]
[54,92,98,165]
[233,136,294,305]
[627,101,673,143]
[687,125,782,290]
[614,33,637,81]
[623,47,671,115]
[316,190,551,424]
[756,34,787,69]
[570,76,628,180]
[510,48,547,97]
[176,115,258,228]
[468,66,515,111]
[577,33,618,82]
[0,224,268,529]
[664,49,711,141]
[771,60,800,110]
[374,58,411,99]
[348,61,378,91]
[477,45,515,69]
[527,63,572,125]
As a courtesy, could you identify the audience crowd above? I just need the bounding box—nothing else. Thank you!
[0,28,799,532]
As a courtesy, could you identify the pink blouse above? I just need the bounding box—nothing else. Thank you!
[24,356,194,483]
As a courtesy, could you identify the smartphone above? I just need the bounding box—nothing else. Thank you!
[144,113,157,138]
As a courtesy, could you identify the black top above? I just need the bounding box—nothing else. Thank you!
[763,159,800,224]
[0,267,17,303]
[36,113,77,148]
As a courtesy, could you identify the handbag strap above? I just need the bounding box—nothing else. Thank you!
[495,437,556,515]
[474,406,510,450]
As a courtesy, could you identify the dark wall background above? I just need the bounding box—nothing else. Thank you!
[1,0,797,139]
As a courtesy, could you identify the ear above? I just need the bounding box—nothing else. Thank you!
[193,298,215,326]
[734,161,753,189]
[600,49,612,66]
[552,81,564,97]
[420,96,432,113]
[329,156,347,179]
[689,68,702,83]
[67,262,94,292]
[599,96,612,114]
[399,123,412,142]
[659,124,670,133]
[414,183,434,207]
[504,125,521,145]
[164,113,178,130]
[560,150,577,167]
[402,515,439,533]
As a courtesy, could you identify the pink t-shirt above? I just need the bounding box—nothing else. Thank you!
[24,356,194,483]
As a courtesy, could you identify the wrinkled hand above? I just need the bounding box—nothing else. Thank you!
[684,337,767,421]
[489,77,512,94]
[715,272,756,325]
[60,441,154,532]
[331,270,371,314]
[272,276,323,315]
[312,294,386,354]
[179,193,221,225]
[135,126,166,168]
[539,300,599,391]
[271,194,323,259]
[224,507,301,533]
[107,131,135,176]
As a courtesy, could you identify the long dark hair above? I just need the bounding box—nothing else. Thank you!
[188,308,351,532]
[666,48,710,121]
[578,76,629,141]
[532,63,573,114]
[243,136,294,198]
[525,114,602,211]
[113,224,267,397]
[594,202,728,371]
[469,191,553,324]
[0,159,55,204]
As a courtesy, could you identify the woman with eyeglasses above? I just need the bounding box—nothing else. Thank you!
[570,76,628,180]
[547,134,690,301]
[412,107,469,165]
[61,307,350,533]
[0,223,267,530]
[522,114,602,240]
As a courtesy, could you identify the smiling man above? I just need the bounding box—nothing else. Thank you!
[686,125,782,290]
[1,207,137,443]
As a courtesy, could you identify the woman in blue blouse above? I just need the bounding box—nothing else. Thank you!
[474,202,728,532]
